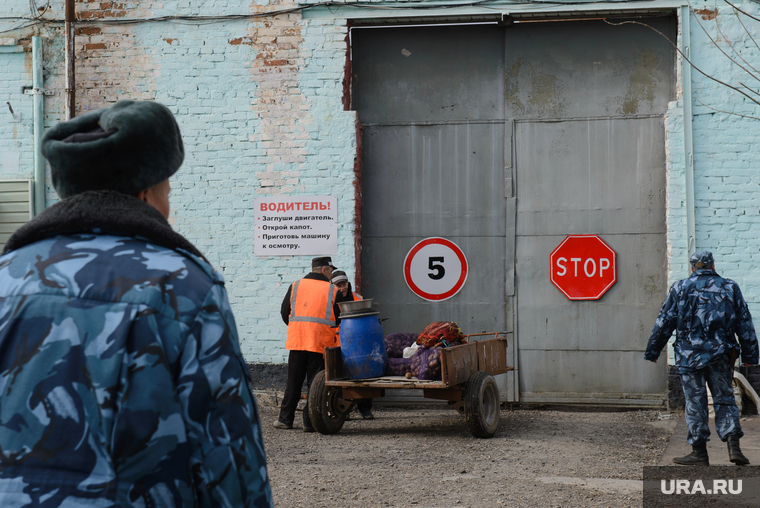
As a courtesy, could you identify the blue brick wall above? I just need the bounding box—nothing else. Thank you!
[667,3,760,316]
[664,3,760,361]
[0,40,33,180]
[145,14,355,363]
[125,5,356,363]
[0,1,357,364]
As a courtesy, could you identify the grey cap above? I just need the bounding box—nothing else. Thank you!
[690,250,715,269]
[331,270,348,284]
[42,100,184,198]
[312,256,337,270]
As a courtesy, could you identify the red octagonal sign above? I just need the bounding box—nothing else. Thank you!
[550,235,617,300]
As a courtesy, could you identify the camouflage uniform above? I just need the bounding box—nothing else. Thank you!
[0,191,273,507]
[645,263,759,445]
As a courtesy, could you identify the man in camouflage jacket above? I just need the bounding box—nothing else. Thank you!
[645,250,759,466]
[0,101,273,506]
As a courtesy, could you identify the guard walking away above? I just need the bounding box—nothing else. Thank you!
[276,256,341,432]
[645,251,759,466]
[0,101,273,506]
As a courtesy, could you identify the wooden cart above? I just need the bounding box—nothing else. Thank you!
[308,332,513,438]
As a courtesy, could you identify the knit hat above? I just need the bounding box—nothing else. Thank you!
[690,250,714,269]
[42,100,184,198]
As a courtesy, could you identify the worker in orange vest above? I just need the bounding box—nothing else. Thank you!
[274,256,341,432]
[332,270,374,420]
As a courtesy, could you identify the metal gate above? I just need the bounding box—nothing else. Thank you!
[353,16,675,406]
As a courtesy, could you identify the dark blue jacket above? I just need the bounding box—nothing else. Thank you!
[0,191,272,507]
[645,268,759,373]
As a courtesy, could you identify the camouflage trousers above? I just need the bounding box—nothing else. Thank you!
[681,354,743,445]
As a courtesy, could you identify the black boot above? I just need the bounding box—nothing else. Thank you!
[673,442,709,465]
[727,435,750,465]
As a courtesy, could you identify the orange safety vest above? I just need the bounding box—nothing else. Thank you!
[334,292,363,340]
[286,278,339,354]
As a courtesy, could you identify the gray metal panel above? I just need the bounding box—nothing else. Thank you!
[362,122,506,238]
[516,233,667,352]
[354,19,674,406]
[518,350,668,404]
[515,117,667,236]
[356,25,512,400]
[352,25,505,124]
[514,116,668,401]
[508,18,674,405]
[505,17,676,120]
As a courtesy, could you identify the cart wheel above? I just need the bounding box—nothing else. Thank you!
[308,370,346,435]
[464,371,500,438]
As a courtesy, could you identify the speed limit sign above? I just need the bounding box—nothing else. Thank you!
[403,237,468,301]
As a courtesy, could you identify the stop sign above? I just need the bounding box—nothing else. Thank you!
[550,235,617,300]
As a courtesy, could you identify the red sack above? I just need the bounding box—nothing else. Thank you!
[416,321,464,348]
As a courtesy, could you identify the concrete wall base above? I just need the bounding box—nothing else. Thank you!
[248,363,288,392]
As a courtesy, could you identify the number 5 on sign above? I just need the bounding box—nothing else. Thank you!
[404,238,468,301]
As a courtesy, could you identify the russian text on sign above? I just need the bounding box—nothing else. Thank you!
[254,196,337,256]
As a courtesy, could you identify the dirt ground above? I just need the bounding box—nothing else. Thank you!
[258,401,677,508]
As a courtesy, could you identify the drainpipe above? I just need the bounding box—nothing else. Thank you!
[32,36,46,216]
[681,6,696,260]
[65,0,75,119]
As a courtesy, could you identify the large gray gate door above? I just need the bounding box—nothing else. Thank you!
[511,18,674,406]
[353,26,515,399]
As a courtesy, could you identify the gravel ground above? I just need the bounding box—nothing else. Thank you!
[259,401,677,508]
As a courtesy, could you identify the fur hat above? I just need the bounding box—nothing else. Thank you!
[42,100,184,198]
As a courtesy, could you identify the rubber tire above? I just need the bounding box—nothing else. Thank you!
[464,371,500,438]
[307,370,347,435]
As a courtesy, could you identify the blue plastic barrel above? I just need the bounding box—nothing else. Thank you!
[339,314,387,379]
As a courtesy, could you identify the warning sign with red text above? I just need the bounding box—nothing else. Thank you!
[254,196,337,256]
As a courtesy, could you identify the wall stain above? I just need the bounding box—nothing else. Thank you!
[505,58,566,118]
[694,8,717,20]
[229,37,254,46]
[528,68,565,118]
[643,274,661,299]
[504,59,525,114]
[621,50,659,115]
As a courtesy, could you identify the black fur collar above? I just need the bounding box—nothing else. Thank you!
[3,190,205,260]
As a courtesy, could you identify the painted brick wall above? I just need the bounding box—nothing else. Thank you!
[0,38,32,180]
[0,0,357,364]
[666,2,760,325]
[0,0,37,182]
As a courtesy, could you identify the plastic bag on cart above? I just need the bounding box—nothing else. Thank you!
[384,332,419,359]
[416,321,465,348]
[402,343,419,358]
